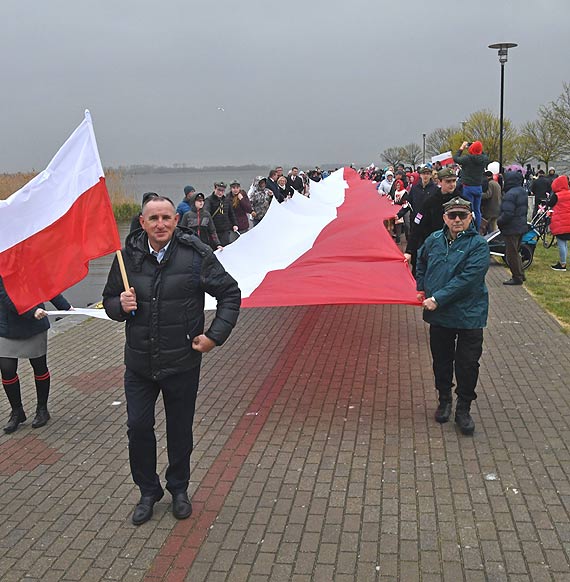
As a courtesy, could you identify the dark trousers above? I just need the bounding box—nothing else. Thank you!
[124,366,200,497]
[429,326,483,402]
[504,233,524,281]
[218,230,232,246]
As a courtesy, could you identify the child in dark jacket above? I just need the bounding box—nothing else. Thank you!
[180,193,222,250]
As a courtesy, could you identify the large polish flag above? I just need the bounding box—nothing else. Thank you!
[0,111,121,314]
[205,167,420,310]
[431,151,454,166]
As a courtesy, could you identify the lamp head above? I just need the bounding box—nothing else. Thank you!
[488,42,518,64]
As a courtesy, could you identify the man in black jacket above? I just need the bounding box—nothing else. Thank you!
[103,195,240,525]
[287,166,304,195]
[406,165,439,225]
[530,170,551,216]
[497,171,529,285]
[404,167,459,273]
[204,182,239,246]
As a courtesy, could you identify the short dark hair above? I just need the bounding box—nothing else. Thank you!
[142,194,175,212]
[141,191,159,206]
[291,166,298,172]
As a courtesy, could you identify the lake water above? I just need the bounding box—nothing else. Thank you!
[65,168,269,307]
[125,168,269,201]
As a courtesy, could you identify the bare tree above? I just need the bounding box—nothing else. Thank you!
[381,147,403,168]
[521,117,566,171]
[511,133,535,167]
[425,126,461,158]
[400,143,423,169]
[540,82,570,145]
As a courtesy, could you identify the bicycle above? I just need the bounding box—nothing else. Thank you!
[531,206,556,248]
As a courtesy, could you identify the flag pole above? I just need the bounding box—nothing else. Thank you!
[115,250,131,292]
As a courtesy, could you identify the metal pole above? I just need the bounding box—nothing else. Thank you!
[499,62,505,172]
[422,133,426,164]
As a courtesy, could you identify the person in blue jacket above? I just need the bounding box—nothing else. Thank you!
[175,185,196,220]
[416,196,489,435]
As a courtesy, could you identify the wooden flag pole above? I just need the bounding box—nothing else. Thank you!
[116,250,130,292]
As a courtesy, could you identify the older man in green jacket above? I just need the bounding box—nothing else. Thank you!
[416,196,489,435]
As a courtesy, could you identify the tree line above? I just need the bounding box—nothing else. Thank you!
[381,83,570,172]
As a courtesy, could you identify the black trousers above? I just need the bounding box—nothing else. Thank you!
[124,366,200,497]
[504,233,524,281]
[429,326,483,402]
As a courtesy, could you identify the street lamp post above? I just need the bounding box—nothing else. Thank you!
[488,42,517,172]
[422,133,426,164]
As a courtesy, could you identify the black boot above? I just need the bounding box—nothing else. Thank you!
[31,407,50,429]
[3,407,26,434]
[455,399,475,435]
[435,393,452,423]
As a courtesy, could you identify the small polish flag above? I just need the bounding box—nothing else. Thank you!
[0,111,121,314]
[205,167,419,310]
[431,151,454,166]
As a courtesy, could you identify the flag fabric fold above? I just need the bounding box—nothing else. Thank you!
[205,167,419,310]
[0,111,121,314]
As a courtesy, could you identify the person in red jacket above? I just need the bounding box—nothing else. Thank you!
[547,175,570,271]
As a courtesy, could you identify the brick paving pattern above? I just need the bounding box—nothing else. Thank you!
[0,261,569,581]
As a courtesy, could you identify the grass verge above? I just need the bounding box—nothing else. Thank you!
[523,242,570,332]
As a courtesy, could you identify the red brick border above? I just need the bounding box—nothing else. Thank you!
[144,307,321,581]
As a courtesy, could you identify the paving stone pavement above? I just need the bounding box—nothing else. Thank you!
[1,261,569,582]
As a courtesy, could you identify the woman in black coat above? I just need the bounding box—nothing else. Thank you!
[0,278,72,433]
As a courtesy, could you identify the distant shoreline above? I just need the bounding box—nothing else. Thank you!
[116,163,347,175]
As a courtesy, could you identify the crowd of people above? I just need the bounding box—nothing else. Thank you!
[357,146,570,277]
[165,166,315,251]
[2,154,569,527]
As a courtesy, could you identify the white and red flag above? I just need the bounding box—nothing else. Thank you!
[205,167,419,310]
[431,151,454,166]
[0,111,121,314]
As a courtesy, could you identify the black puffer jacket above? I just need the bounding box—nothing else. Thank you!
[497,172,528,235]
[102,228,241,380]
[0,277,71,339]
[204,193,237,235]
[405,188,458,255]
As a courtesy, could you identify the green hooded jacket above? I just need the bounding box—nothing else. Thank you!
[416,224,489,329]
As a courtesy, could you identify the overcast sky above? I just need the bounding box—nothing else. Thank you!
[1,0,569,172]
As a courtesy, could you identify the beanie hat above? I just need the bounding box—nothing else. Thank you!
[184,185,195,196]
[468,141,483,155]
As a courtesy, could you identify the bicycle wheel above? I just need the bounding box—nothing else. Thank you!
[544,230,556,249]
[541,216,556,248]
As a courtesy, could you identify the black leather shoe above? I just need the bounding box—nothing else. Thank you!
[3,407,26,434]
[132,493,163,526]
[503,278,523,286]
[31,408,50,429]
[435,400,452,423]
[172,492,192,520]
[455,401,475,435]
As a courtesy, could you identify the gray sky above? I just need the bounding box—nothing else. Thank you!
[1,0,569,171]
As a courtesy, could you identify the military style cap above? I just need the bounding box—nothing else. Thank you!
[214,181,227,188]
[443,196,473,213]
[438,167,457,180]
